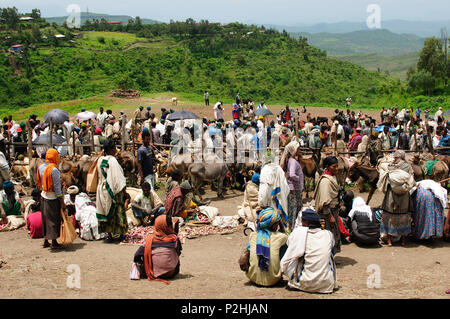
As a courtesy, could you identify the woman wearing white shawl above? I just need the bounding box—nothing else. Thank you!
[281,209,338,294]
[96,139,127,242]
[348,197,380,245]
[258,152,290,229]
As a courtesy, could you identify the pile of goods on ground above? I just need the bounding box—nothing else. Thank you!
[110,89,140,98]
[122,226,185,245]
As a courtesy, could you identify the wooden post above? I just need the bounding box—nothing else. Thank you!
[334,123,338,155]
[26,121,33,160]
[72,126,76,158]
[49,117,53,149]
[121,114,127,152]
[425,119,434,155]
[413,126,418,152]
[131,121,136,158]
[90,119,95,152]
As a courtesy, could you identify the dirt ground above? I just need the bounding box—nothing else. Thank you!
[0,185,449,299]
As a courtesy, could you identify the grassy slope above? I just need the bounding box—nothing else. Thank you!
[334,52,420,81]
[0,30,447,119]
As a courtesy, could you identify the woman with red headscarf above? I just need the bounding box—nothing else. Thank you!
[37,148,66,249]
[133,214,182,284]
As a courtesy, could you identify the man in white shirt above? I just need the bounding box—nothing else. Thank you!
[214,102,224,121]
[97,107,108,128]
[435,107,443,122]
[131,182,164,225]
[156,119,166,136]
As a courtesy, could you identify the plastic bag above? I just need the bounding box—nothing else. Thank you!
[130,263,140,280]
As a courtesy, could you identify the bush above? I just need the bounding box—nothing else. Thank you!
[97,36,105,44]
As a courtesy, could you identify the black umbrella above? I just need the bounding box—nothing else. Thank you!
[443,110,450,116]
[166,110,200,121]
[254,108,273,117]
[44,109,69,124]
[33,133,66,145]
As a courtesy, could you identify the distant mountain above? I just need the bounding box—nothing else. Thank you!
[335,52,420,81]
[44,12,160,25]
[267,20,450,38]
[292,29,425,56]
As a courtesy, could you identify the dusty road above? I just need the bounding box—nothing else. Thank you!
[0,187,449,299]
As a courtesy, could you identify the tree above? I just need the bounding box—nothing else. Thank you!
[31,8,41,19]
[31,24,41,42]
[417,37,446,84]
[1,7,19,29]
[408,70,436,95]
[135,16,142,31]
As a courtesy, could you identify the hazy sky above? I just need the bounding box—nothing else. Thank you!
[4,0,450,25]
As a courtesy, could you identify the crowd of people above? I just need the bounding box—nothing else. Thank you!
[0,100,449,293]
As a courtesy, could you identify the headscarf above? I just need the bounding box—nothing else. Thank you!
[3,180,14,191]
[67,185,79,195]
[301,208,320,223]
[251,173,260,185]
[95,128,102,135]
[256,207,281,271]
[263,151,275,165]
[144,215,178,285]
[348,197,373,222]
[280,140,299,170]
[36,148,59,192]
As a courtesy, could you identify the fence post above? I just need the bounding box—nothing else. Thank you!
[121,114,127,152]
[26,121,33,160]
[425,119,434,155]
[49,117,53,149]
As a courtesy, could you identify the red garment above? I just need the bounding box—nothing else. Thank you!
[164,186,184,217]
[26,211,43,238]
[144,215,178,285]
[338,216,350,237]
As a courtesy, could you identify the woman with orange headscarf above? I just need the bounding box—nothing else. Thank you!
[37,148,66,249]
[133,214,182,284]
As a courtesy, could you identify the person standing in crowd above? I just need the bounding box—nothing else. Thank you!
[137,129,156,189]
[151,122,161,145]
[235,92,241,105]
[435,107,444,123]
[378,126,391,150]
[280,141,303,230]
[96,139,128,242]
[313,156,341,253]
[204,91,210,106]
[281,209,338,294]
[134,106,144,121]
[0,149,10,189]
[412,180,446,242]
[36,149,66,249]
[145,106,152,120]
[97,107,107,128]
[214,102,224,122]
[380,150,413,247]
[239,207,288,287]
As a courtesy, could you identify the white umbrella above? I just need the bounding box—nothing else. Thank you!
[75,111,97,121]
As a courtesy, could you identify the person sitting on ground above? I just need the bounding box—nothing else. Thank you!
[26,190,43,239]
[64,185,78,217]
[348,197,380,245]
[238,173,261,230]
[164,181,197,221]
[165,169,182,197]
[133,214,182,284]
[131,182,165,226]
[0,181,25,219]
[239,207,288,287]
[281,209,338,294]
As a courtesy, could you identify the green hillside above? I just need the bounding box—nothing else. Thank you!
[335,52,420,81]
[292,29,425,56]
[44,12,159,25]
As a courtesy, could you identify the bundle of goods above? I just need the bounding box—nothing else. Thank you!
[122,226,185,245]
[182,225,240,239]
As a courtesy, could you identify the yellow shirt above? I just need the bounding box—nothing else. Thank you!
[246,231,288,287]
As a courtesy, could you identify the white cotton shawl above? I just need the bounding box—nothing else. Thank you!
[96,155,127,217]
[411,179,448,209]
[258,163,290,216]
[348,196,373,222]
[280,226,308,280]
